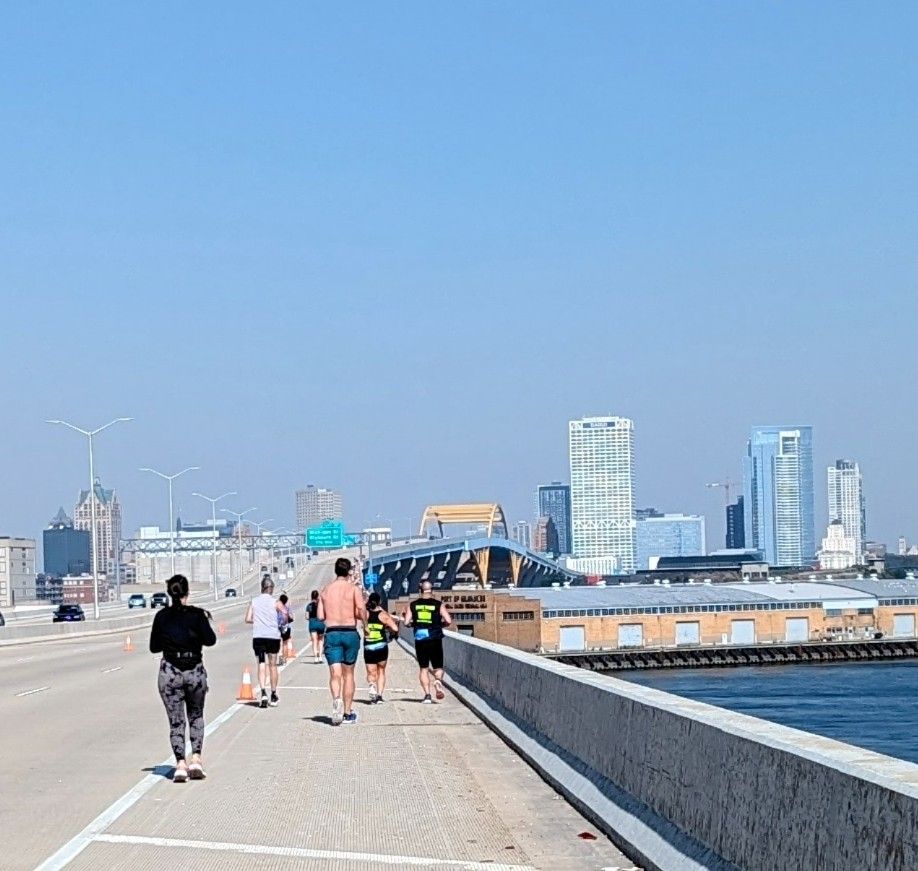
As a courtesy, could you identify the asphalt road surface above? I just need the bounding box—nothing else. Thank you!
[2,555,336,870]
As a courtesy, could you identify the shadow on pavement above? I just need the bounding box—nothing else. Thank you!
[141,764,174,779]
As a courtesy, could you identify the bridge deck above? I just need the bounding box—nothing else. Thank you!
[60,646,633,871]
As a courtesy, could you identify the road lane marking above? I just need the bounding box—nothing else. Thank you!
[16,686,49,697]
[15,656,34,663]
[101,666,123,674]
[34,695,245,870]
[91,835,535,870]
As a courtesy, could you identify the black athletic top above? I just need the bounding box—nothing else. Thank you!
[150,604,216,668]
[306,601,319,620]
[410,598,444,641]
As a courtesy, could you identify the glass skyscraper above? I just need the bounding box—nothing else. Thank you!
[537,482,572,555]
[743,426,815,566]
[634,513,706,572]
[569,416,635,573]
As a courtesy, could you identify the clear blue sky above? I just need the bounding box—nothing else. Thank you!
[3,3,917,555]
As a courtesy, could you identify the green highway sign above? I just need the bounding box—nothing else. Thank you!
[306,521,346,550]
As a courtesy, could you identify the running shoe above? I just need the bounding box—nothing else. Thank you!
[173,765,189,783]
[434,679,445,701]
[422,694,433,704]
[343,711,358,724]
[260,690,268,709]
[331,697,344,726]
[368,682,378,702]
[188,761,206,780]
[376,696,385,703]
[269,691,279,707]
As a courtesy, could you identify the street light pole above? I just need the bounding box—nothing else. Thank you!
[47,417,133,620]
[193,491,236,601]
[221,507,257,595]
[139,466,199,577]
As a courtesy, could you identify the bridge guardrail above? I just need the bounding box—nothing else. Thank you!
[401,628,918,871]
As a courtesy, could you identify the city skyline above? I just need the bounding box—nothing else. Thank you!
[4,5,918,555]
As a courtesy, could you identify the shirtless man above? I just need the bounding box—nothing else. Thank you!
[318,557,366,725]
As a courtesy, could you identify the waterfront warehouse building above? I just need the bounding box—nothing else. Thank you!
[569,416,636,574]
[743,426,815,566]
[394,578,918,654]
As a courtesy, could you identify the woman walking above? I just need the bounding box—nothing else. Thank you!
[307,589,325,663]
[363,592,400,703]
[149,574,216,782]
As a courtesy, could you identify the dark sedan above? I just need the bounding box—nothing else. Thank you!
[52,604,86,622]
[224,588,237,598]
[150,592,168,608]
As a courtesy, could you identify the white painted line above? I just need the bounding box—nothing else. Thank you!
[91,834,535,870]
[281,685,414,693]
[16,685,49,697]
[34,694,246,870]
[101,666,123,674]
[15,656,34,663]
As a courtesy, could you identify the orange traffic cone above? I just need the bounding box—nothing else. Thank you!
[236,666,255,701]
[123,635,135,653]
[285,638,297,659]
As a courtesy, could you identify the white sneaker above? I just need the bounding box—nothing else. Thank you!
[368,682,378,702]
[331,697,344,726]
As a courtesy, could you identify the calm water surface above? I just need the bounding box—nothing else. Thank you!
[619,660,918,763]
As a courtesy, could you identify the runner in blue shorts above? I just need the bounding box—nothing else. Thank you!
[317,558,366,725]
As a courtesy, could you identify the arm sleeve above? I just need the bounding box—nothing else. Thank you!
[149,611,165,653]
[199,610,217,647]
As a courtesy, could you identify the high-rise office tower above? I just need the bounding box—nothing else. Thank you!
[827,459,866,560]
[743,426,815,566]
[511,520,532,549]
[295,485,344,529]
[73,480,122,576]
[569,415,636,573]
[634,513,706,572]
[725,496,745,549]
[536,482,573,554]
[43,507,91,576]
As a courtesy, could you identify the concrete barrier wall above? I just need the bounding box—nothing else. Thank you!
[434,631,918,871]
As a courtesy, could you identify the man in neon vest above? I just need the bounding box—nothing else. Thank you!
[404,580,453,703]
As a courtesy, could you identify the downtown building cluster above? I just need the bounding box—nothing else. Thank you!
[516,416,870,578]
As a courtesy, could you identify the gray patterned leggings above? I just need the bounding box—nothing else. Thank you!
[158,660,208,761]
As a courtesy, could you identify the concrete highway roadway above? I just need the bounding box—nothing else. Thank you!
[1,555,336,871]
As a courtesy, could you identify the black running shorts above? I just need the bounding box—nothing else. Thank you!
[363,645,389,666]
[415,638,444,670]
[253,637,281,662]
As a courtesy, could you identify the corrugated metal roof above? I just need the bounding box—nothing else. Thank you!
[505,584,769,609]
[504,579,898,609]
[725,582,874,602]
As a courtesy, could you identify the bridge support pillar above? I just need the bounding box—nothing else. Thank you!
[442,550,464,589]
[473,547,491,588]
[427,552,447,588]
[406,557,431,595]
[509,552,523,587]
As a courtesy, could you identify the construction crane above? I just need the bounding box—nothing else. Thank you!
[706,479,734,505]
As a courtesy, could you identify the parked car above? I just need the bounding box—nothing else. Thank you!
[150,592,168,608]
[53,604,85,622]
[224,587,237,598]
[128,594,147,609]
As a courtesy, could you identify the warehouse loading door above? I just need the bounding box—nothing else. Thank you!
[730,619,756,645]
[558,626,586,651]
[893,614,916,637]
[785,617,809,642]
[618,624,644,648]
[675,621,700,645]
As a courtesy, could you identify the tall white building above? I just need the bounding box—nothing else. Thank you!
[827,459,866,560]
[818,521,858,571]
[73,480,123,576]
[295,485,343,529]
[569,415,636,573]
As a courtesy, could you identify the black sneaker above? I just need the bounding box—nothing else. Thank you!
[422,694,433,704]
[260,690,268,709]
[269,692,279,707]
[376,696,384,703]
